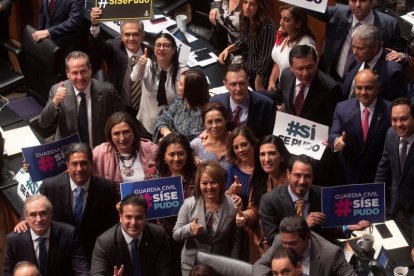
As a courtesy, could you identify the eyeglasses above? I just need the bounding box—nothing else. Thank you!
[155,43,172,49]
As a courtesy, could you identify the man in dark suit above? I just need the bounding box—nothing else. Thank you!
[15,142,119,261]
[211,63,275,139]
[38,51,125,147]
[253,216,356,276]
[91,194,172,275]
[259,154,368,245]
[329,69,391,184]
[342,24,406,101]
[274,45,342,127]
[32,0,84,56]
[90,8,149,115]
[309,0,404,80]
[4,194,89,276]
[375,98,414,259]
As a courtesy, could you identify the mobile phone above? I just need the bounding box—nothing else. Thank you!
[375,223,393,239]
[150,17,167,24]
[195,53,211,62]
[195,49,210,56]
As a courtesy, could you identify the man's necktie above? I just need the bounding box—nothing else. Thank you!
[231,106,242,129]
[362,108,370,143]
[294,83,305,116]
[400,139,408,172]
[131,239,142,276]
[78,92,89,145]
[157,70,167,106]
[130,55,142,111]
[296,199,305,217]
[48,0,56,15]
[38,237,48,276]
[343,22,361,74]
[73,186,84,227]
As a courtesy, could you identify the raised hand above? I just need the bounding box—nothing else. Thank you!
[52,81,67,107]
[190,217,204,236]
[334,131,346,152]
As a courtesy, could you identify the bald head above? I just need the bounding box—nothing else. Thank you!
[354,69,380,107]
[13,261,40,276]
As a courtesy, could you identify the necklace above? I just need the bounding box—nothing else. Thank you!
[118,152,137,177]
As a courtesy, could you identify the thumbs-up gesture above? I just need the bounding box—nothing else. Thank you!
[53,81,67,107]
[190,217,204,236]
[138,48,148,66]
[236,210,246,228]
[228,175,242,195]
[334,131,346,152]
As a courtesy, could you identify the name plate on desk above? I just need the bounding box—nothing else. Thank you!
[95,0,152,21]
[322,183,385,228]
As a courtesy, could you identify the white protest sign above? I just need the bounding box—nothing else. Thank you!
[280,0,328,13]
[273,111,328,160]
[15,168,42,201]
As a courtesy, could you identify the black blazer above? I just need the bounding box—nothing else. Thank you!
[210,90,275,139]
[275,68,343,127]
[91,223,172,276]
[4,221,89,276]
[259,185,346,244]
[39,172,119,260]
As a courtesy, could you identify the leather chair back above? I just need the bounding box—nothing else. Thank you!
[195,252,253,276]
[22,25,63,106]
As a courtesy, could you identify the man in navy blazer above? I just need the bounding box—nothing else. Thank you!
[211,63,275,139]
[329,69,391,184]
[32,0,84,55]
[309,0,404,80]
[15,143,119,261]
[4,195,89,276]
[90,8,151,115]
[342,24,406,101]
[91,194,172,275]
[375,98,414,258]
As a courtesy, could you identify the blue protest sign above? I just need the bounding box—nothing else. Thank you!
[322,183,385,228]
[120,176,184,220]
[21,134,80,182]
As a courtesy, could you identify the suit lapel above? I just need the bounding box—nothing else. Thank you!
[350,100,364,147]
[91,80,103,146]
[116,225,133,273]
[363,99,385,152]
[47,222,59,272]
[65,83,79,131]
[62,174,75,223]
[286,73,296,113]
[214,196,230,238]
[400,141,414,181]
[23,230,38,265]
[82,176,96,225]
[280,186,296,214]
[309,236,322,275]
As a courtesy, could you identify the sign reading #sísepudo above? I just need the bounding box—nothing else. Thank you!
[280,0,328,13]
[95,0,152,21]
[322,183,385,228]
[273,111,328,160]
[120,176,184,219]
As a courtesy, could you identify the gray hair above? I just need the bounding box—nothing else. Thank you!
[352,24,383,47]
[120,20,145,36]
[23,194,53,217]
[65,51,91,70]
[13,261,41,276]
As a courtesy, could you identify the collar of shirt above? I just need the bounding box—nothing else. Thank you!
[301,241,312,276]
[121,227,143,247]
[287,185,309,203]
[400,131,414,146]
[294,78,310,99]
[70,178,90,193]
[359,98,376,119]
[366,48,383,69]
[126,48,143,60]
[229,95,249,113]
[352,10,374,27]
[74,82,91,97]
[30,228,51,241]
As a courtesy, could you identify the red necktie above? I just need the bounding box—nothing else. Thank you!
[294,83,306,116]
[362,108,370,143]
[232,106,242,128]
[48,0,56,15]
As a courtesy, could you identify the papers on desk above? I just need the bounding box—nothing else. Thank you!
[0,126,40,156]
[188,50,219,68]
[342,220,409,259]
[401,11,414,26]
